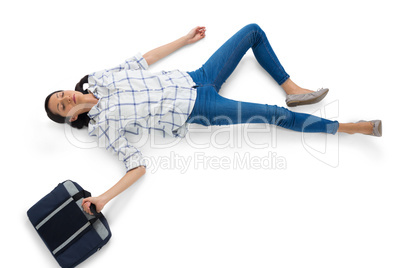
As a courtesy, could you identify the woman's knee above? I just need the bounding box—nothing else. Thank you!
[239,23,265,44]
[243,23,262,33]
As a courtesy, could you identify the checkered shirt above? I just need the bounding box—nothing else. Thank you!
[87,53,196,171]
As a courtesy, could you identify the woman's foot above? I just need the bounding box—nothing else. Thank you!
[281,78,329,107]
[338,120,382,137]
[358,120,382,137]
[281,78,313,95]
[285,88,329,107]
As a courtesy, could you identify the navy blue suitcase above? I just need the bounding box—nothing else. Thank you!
[27,180,112,268]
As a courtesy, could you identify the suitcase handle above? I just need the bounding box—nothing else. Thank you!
[89,203,101,217]
[73,190,102,218]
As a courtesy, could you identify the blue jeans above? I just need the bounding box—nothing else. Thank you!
[186,24,339,134]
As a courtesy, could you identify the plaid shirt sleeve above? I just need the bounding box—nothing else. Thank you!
[105,52,148,72]
[89,120,147,172]
[91,53,148,79]
[112,134,147,172]
[88,53,149,89]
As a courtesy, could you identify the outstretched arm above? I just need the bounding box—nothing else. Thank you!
[82,166,146,215]
[143,26,206,66]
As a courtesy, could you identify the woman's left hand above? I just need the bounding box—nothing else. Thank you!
[185,26,206,45]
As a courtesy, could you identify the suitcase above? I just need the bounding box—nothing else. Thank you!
[27,180,112,268]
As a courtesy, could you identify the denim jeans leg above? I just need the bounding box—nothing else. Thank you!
[188,88,338,134]
[188,23,290,91]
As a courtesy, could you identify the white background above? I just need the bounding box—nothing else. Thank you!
[1,0,401,267]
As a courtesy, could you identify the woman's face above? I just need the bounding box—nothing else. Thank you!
[48,90,84,121]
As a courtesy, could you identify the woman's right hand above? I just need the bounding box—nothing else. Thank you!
[81,166,146,215]
[82,196,107,215]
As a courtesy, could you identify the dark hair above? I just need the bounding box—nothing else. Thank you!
[44,75,90,129]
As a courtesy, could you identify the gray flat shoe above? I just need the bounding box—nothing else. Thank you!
[286,88,329,107]
[358,120,382,137]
